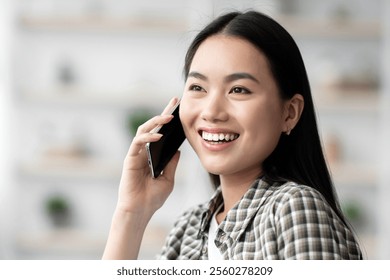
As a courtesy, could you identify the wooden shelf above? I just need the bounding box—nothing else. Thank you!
[18,158,121,181]
[277,16,381,39]
[18,14,381,39]
[19,88,175,110]
[18,15,188,35]
[16,229,106,259]
[314,87,379,114]
[329,162,378,187]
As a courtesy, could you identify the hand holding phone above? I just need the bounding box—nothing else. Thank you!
[146,101,186,178]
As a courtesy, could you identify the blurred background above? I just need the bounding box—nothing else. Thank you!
[0,0,389,259]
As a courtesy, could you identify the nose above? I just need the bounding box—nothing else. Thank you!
[200,93,229,123]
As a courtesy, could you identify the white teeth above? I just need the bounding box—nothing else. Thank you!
[202,131,238,142]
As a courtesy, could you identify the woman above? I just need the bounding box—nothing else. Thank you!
[103,11,362,260]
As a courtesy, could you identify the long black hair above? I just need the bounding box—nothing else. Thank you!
[183,11,348,226]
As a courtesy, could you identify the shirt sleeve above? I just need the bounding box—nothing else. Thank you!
[274,187,362,259]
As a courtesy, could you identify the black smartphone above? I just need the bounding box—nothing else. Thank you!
[146,102,186,178]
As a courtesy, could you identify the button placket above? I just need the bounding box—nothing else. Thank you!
[219,231,226,241]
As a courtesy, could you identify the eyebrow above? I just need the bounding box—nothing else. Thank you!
[187,71,208,81]
[187,71,259,83]
[225,72,259,83]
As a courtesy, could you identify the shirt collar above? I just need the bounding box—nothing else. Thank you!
[198,177,275,240]
[198,186,223,238]
[220,179,275,242]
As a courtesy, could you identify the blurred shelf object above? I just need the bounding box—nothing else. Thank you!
[277,16,381,39]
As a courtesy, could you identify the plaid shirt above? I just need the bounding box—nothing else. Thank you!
[158,178,362,260]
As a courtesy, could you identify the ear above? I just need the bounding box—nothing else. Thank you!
[283,93,304,135]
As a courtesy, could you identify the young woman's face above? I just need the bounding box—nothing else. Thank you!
[180,35,288,181]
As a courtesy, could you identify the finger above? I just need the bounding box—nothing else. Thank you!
[161,97,180,116]
[135,98,178,135]
[136,114,173,135]
[127,132,162,157]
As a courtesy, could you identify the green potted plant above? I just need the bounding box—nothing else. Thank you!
[45,195,71,228]
[342,200,364,229]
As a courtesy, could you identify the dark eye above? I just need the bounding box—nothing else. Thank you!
[189,85,204,91]
[230,86,250,94]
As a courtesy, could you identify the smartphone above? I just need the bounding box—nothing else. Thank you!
[146,102,186,178]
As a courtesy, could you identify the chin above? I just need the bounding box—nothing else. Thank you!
[200,162,229,176]
[195,150,235,175]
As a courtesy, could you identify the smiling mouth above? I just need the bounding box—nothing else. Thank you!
[201,131,239,143]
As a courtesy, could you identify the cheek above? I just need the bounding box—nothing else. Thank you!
[243,108,283,149]
[179,98,195,134]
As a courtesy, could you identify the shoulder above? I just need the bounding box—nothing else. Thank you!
[269,181,326,201]
[258,181,362,259]
[266,181,333,214]
[256,181,338,230]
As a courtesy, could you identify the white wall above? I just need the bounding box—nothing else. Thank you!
[0,0,14,258]
[377,0,390,259]
[1,0,387,259]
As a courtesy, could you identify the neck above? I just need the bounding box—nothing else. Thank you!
[215,169,262,223]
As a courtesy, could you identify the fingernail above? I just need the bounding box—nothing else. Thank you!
[151,133,163,138]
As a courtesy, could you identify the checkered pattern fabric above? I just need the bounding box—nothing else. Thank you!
[158,179,363,260]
